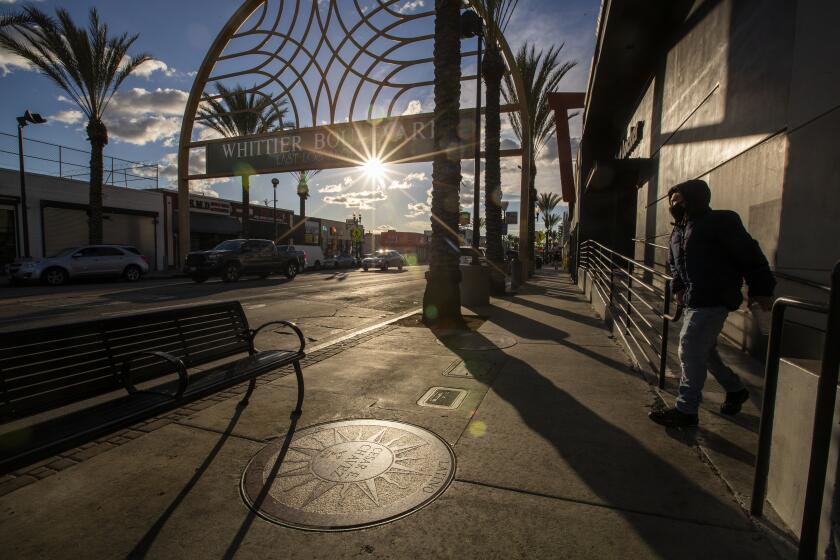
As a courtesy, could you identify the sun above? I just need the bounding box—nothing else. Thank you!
[275,427,426,508]
[361,157,386,182]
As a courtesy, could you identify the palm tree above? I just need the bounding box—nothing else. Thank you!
[423,0,463,327]
[474,0,517,295]
[197,83,287,238]
[537,191,561,216]
[543,212,559,252]
[290,169,320,241]
[0,7,151,244]
[503,43,576,275]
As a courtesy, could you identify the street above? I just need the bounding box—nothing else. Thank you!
[0,266,428,349]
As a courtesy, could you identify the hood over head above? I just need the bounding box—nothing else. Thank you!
[667,179,711,218]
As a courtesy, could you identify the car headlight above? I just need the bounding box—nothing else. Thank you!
[21,261,39,270]
[206,254,220,261]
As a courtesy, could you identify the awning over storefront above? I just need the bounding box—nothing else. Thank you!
[174,210,241,235]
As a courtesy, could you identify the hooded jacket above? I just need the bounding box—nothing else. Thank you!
[667,179,775,310]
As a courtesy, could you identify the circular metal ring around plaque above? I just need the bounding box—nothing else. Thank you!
[437,331,517,351]
[241,419,456,531]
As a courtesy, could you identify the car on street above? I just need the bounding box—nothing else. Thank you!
[362,250,406,271]
[184,239,301,283]
[322,255,340,269]
[9,245,150,286]
[336,254,358,268]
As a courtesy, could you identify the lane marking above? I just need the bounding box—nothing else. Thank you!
[305,308,421,354]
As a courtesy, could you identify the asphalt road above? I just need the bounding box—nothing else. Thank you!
[0,266,428,348]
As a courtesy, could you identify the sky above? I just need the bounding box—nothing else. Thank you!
[0,0,600,234]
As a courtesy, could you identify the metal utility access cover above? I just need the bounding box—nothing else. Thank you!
[241,419,455,531]
[417,387,468,409]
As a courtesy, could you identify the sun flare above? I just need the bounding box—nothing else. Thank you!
[361,157,386,182]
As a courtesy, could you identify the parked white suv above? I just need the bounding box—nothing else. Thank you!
[9,245,150,286]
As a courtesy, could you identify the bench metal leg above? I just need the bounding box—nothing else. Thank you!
[292,360,304,420]
[238,376,258,408]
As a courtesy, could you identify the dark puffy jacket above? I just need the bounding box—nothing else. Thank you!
[667,180,775,310]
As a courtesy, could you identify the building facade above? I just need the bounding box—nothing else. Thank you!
[573,0,839,355]
[158,189,295,268]
[0,169,165,271]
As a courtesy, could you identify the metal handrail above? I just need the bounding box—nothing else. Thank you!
[579,239,675,388]
[750,261,839,560]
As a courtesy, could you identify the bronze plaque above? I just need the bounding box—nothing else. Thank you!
[241,419,455,531]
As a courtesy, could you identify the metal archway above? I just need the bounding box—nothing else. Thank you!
[177,0,530,268]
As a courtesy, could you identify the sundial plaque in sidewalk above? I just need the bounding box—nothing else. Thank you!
[241,419,455,531]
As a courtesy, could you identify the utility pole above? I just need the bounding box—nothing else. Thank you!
[271,177,279,241]
[16,110,47,258]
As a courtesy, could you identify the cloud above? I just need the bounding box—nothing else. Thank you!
[108,87,189,116]
[318,175,355,193]
[387,171,426,190]
[324,190,388,210]
[397,0,425,14]
[372,224,394,233]
[54,87,190,145]
[401,99,423,115]
[132,59,173,78]
[405,201,431,218]
[153,152,224,197]
[49,110,84,125]
[0,50,33,75]
[104,114,182,146]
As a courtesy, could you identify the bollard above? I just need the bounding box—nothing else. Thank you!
[510,257,521,291]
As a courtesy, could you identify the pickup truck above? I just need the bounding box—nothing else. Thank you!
[184,239,304,283]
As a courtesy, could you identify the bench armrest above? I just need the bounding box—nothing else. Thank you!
[250,320,306,354]
[121,350,188,399]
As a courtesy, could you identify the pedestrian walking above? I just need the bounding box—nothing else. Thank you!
[649,179,775,428]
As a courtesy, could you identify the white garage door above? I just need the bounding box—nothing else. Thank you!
[43,207,157,268]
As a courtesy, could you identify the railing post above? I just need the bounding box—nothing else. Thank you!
[751,300,790,517]
[626,261,633,334]
[660,280,672,389]
[799,262,840,560]
[608,251,615,307]
[58,146,62,177]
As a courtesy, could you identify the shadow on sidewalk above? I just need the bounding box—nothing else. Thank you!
[442,331,757,555]
[128,401,249,559]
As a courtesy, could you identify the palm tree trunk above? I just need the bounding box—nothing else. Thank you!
[86,119,107,245]
[528,159,537,275]
[423,0,463,327]
[482,45,505,295]
[241,175,250,238]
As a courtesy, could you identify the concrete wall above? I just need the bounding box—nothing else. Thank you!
[767,358,839,552]
[0,169,165,270]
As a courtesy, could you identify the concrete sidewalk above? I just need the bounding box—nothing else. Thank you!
[0,271,784,558]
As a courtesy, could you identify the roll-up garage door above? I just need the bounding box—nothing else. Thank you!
[43,207,87,257]
[104,213,156,267]
[43,207,157,267]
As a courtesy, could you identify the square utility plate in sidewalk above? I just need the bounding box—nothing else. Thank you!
[417,387,468,409]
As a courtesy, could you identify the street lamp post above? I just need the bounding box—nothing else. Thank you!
[16,110,47,258]
[271,177,279,241]
[460,9,483,265]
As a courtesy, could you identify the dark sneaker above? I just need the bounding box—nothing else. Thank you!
[649,407,699,428]
[721,388,750,416]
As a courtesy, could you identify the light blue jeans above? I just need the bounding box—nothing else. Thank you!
[675,306,745,415]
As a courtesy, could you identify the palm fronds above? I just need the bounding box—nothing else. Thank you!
[0,7,151,121]
[197,83,287,138]
[502,43,576,157]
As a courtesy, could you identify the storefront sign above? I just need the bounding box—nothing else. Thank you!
[505,211,518,225]
[190,197,231,214]
[204,112,475,177]
[619,120,644,159]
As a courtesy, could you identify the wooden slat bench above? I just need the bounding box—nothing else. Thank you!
[0,301,305,473]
